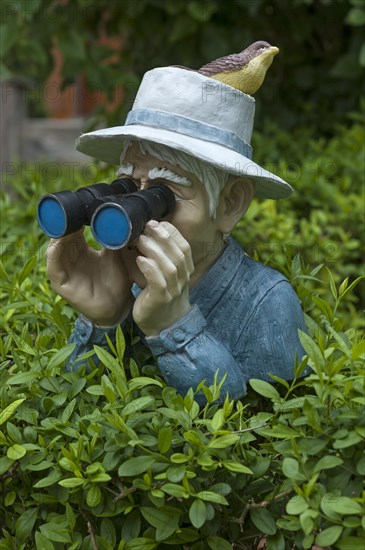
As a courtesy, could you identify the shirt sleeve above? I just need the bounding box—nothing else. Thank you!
[145,305,248,404]
[145,281,306,404]
[66,315,118,372]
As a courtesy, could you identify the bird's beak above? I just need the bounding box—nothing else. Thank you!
[269,46,279,56]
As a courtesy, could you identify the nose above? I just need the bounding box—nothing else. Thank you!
[139,177,150,191]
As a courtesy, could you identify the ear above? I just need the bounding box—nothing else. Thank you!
[216,177,254,234]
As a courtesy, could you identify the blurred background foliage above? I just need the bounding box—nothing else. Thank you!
[1,0,364,134]
[0,0,364,316]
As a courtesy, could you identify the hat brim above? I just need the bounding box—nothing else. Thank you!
[76,124,293,199]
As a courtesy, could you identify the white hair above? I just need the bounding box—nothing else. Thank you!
[118,138,229,217]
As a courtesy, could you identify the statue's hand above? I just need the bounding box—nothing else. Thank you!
[46,230,133,326]
[132,220,194,336]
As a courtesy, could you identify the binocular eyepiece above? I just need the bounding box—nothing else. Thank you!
[37,178,176,249]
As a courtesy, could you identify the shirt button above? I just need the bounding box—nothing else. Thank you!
[172,329,185,343]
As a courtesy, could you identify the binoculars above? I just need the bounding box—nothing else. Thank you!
[37,178,176,249]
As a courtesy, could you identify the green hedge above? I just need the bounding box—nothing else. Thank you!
[0,121,364,549]
[234,119,365,324]
[0,254,364,550]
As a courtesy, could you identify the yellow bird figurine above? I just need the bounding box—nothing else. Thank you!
[198,41,279,95]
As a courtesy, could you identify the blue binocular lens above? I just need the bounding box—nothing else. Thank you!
[91,185,176,249]
[91,205,131,249]
[37,196,67,238]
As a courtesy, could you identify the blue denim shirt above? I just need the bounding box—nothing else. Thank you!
[68,237,306,402]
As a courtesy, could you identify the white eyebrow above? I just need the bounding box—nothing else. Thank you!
[116,163,193,187]
[116,163,134,177]
[148,167,192,186]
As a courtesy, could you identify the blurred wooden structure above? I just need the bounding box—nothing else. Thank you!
[1,38,123,178]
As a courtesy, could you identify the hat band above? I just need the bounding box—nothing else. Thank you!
[125,109,253,159]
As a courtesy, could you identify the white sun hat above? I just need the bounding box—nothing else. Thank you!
[76,66,293,199]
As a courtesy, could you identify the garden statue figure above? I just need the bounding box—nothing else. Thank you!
[46,52,306,404]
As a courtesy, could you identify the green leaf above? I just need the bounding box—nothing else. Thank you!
[170,453,190,463]
[4,491,16,506]
[128,377,163,391]
[210,409,225,431]
[338,275,365,300]
[35,531,55,550]
[312,296,333,320]
[90,472,112,483]
[58,477,85,488]
[17,256,37,285]
[0,456,14,475]
[266,531,285,550]
[158,426,172,453]
[286,495,309,515]
[15,507,39,542]
[326,266,338,300]
[222,460,253,474]
[299,509,317,535]
[352,339,365,360]
[118,456,156,477]
[298,331,324,369]
[61,398,76,423]
[249,379,281,400]
[0,398,25,426]
[356,455,365,476]
[122,396,155,416]
[140,506,180,541]
[282,458,306,481]
[116,324,126,360]
[94,345,119,369]
[209,433,239,448]
[322,496,363,515]
[333,431,362,449]
[11,333,37,355]
[346,7,365,26]
[210,482,232,497]
[39,522,71,543]
[161,483,190,499]
[94,345,128,396]
[315,525,343,546]
[313,455,343,473]
[167,465,186,482]
[33,469,61,488]
[86,485,102,507]
[336,536,365,550]
[47,343,76,370]
[125,538,157,550]
[189,499,206,528]
[207,536,233,550]
[195,490,228,505]
[7,371,38,385]
[7,443,26,459]
[101,375,116,403]
[122,510,141,542]
[250,508,277,535]
[68,378,86,399]
[86,385,104,395]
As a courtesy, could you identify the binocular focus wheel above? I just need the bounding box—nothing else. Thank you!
[37,196,67,238]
